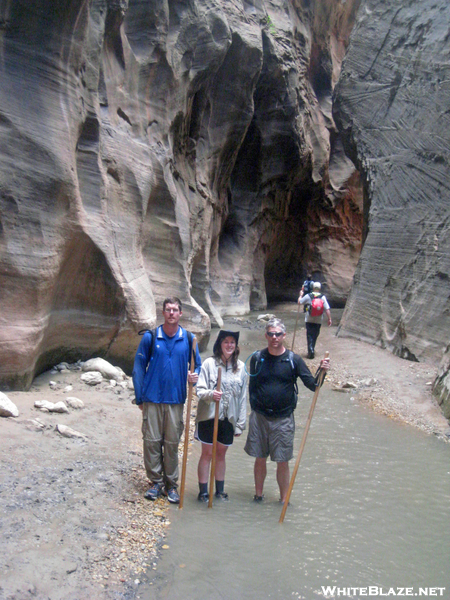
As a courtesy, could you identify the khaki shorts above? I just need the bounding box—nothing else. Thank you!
[244,411,295,462]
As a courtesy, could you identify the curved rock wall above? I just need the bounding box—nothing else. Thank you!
[1,0,362,389]
[4,0,450,410]
[334,0,450,366]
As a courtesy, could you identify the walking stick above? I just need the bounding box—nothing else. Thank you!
[208,368,222,508]
[291,301,301,351]
[279,351,329,523]
[179,338,197,510]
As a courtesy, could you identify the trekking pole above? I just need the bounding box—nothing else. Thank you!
[279,351,329,523]
[291,301,301,351]
[208,368,222,508]
[179,338,197,510]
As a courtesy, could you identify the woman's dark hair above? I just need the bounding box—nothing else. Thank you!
[214,342,240,373]
[213,331,240,373]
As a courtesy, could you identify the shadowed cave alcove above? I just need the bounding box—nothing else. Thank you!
[221,100,365,310]
[263,168,365,308]
[264,182,324,304]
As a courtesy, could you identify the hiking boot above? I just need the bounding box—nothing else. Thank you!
[215,491,229,501]
[166,488,180,504]
[253,494,264,503]
[197,492,209,503]
[144,482,164,501]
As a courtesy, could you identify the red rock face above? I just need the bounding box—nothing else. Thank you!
[0,0,364,388]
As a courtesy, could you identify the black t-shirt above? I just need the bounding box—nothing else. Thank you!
[249,348,318,418]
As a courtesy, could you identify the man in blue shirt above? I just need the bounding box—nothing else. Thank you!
[132,297,201,504]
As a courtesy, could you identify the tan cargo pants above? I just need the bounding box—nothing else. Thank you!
[141,402,184,490]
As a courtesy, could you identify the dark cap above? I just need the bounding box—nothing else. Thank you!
[213,330,240,355]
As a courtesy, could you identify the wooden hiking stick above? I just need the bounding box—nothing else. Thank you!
[279,351,329,523]
[291,301,301,351]
[208,368,222,508]
[179,338,197,510]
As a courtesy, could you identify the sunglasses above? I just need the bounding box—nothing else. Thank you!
[267,331,284,338]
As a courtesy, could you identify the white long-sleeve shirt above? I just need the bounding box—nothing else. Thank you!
[196,357,247,434]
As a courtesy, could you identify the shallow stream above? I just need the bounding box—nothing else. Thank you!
[137,309,450,600]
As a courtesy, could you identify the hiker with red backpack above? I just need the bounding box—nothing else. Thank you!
[298,282,332,359]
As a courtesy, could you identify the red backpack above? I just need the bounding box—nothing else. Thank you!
[310,294,324,317]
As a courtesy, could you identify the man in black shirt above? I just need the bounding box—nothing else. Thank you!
[244,318,330,504]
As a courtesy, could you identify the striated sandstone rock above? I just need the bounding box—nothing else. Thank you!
[334,0,450,364]
[1,0,362,389]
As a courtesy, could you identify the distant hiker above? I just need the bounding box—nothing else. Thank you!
[299,275,313,313]
[244,318,330,504]
[195,330,247,502]
[300,275,314,299]
[132,297,202,504]
[298,281,332,359]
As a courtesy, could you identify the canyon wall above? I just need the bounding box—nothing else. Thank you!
[2,0,449,406]
[0,0,362,388]
[334,0,450,366]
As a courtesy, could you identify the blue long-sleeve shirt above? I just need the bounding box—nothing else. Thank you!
[132,326,202,405]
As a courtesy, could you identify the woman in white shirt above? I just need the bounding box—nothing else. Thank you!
[196,330,247,502]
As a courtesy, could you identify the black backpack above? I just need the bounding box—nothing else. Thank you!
[253,349,299,395]
[303,279,313,295]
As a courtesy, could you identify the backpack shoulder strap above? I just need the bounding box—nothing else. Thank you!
[289,350,299,394]
[138,328,157,359]
[186,330,194,365]
[288,350,295,370]
[253,350,262,375]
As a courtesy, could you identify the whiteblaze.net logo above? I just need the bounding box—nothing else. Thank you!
[321,587,446,598]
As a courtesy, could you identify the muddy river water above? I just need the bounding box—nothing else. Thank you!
[136,309,450,600]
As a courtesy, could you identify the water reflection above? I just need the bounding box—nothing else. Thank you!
[137,310,450,600]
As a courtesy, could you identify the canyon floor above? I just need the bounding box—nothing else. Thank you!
[1,309,449,600]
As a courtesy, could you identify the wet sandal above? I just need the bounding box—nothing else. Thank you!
[215,492,229,501]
